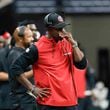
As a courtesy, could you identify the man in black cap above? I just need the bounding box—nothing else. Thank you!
[10,12,87,110]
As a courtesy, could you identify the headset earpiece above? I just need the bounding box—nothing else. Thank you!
[44,13,53,26]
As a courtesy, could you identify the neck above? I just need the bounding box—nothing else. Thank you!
[46,31,62,42]
[45,31,52,39]
[15,42,25,49]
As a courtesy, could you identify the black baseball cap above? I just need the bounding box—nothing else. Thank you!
[44,12,70,29]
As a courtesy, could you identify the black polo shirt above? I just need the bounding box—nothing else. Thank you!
[8,46,37,110]
[8,46,33,94]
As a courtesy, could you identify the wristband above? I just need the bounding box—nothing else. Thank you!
[72,41,78,48]
[30,85,36,93]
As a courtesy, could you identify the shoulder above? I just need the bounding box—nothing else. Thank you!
[24,44,38,59]
[26,44,38,52]
[8,47,24,61]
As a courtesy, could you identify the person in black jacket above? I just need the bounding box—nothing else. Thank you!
[7,26,38,110]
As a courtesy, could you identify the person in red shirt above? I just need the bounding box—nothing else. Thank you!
[10,12,87,110]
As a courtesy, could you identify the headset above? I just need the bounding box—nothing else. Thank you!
[17,26,26,37]
[44,13,54,27]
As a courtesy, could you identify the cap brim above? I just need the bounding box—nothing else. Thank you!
[54,22,70,29]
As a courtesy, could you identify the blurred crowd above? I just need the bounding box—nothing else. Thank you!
[0,32,11,48]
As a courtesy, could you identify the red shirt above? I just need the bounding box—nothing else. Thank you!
[74,66,86,98]
[33,36,78,106]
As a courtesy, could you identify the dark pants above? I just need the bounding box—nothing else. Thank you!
[0,84,13,110]
[37,103,78,110]
[78,97,95,110]
[10,92,38,110]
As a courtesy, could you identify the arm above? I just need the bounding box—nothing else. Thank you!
[17,73,35,92]
[0,72,8,81]
[0,58,8,81]
[65,32,84,62]
[10,45,51,98]
[10,45,37,90]
[72,41,84,62]
[24,70,33,79]
[17,73,51,99]
[70,36,87,69]
[59,30,87,69]
[59,29,84,62]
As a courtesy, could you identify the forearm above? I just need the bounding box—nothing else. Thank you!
[24,70,33,79]
[60,31,84,62]
[72,41,87,69]
[0,72,8,81]
[17,74,33,91]
[72,41,84,62]
[17,74,51,98]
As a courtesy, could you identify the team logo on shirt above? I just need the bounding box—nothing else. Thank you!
[64,52,71,56]
[25,48,30,53]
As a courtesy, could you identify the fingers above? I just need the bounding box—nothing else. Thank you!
[59,29,72,39]
[40,88,51,95]
[62,28,67,33]
[40,88,51,96]
[39,91,51,98]
[59,32,65,38]
[59,31,75,45]
[35,87,51,99]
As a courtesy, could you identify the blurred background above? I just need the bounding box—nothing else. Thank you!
[0,0,110,110]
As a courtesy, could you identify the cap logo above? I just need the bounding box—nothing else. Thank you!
[58,16,64,22]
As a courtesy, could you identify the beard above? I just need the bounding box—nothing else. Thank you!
[23,42,31,48]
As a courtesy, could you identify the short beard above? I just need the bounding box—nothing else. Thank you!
[24,43,31,48]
